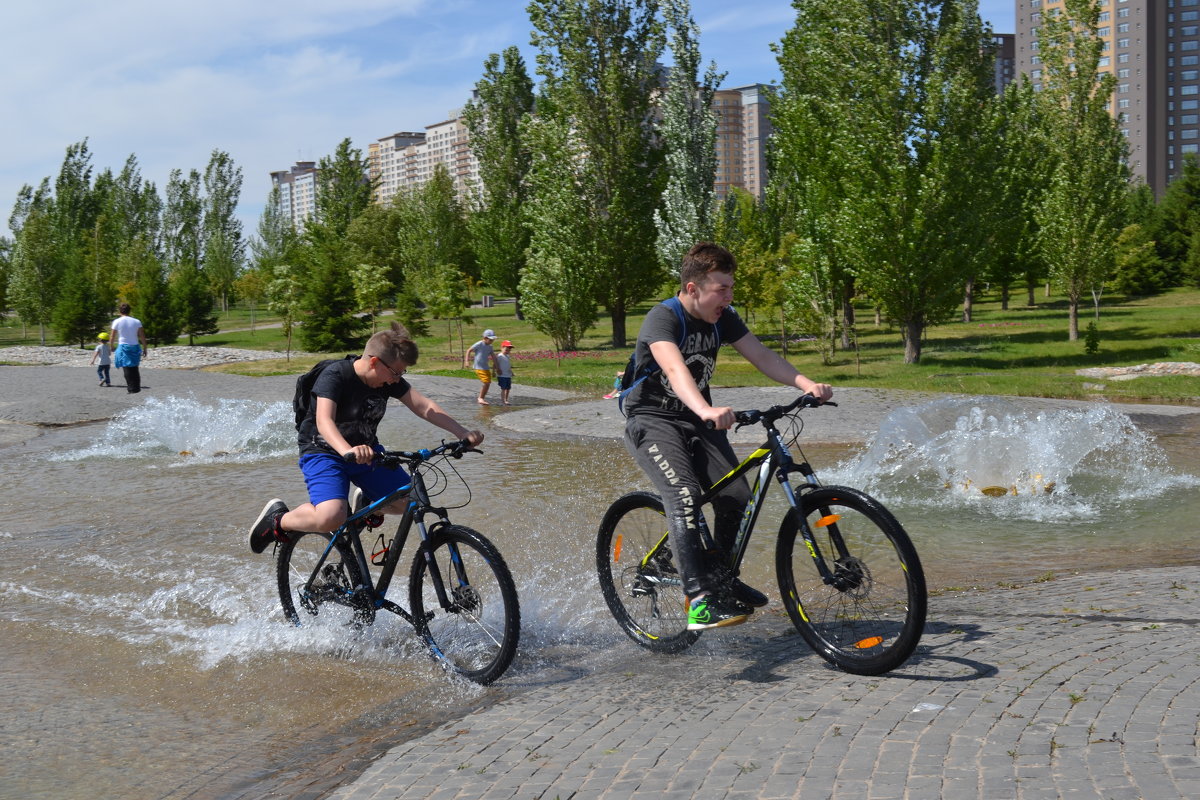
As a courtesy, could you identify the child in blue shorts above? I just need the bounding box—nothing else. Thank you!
[248,323,484,553]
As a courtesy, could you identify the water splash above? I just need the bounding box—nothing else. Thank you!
[826,397,1197,522]
[52,395,294,464]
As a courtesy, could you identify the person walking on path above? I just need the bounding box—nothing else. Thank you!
[248,323,483,553]
[464,329,499,405]
[496,341,515,405]
[110,303,147,394]
[89,332,112,387]
[622,242,833,631]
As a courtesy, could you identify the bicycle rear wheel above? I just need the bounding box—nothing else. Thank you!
[277,532,365,626]
[776,486,926,675]
[409,525,520,685]
[596,491,700,653]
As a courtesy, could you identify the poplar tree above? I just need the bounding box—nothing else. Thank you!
[464,45,535,316]
[10,206,59,343]
[519,111,599,350]
[1034,0,1129,339]
[528,0,666,347]
[202,150,244,311]
[653,0,723,276]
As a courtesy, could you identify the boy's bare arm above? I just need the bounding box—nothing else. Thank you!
[732,335,833,401]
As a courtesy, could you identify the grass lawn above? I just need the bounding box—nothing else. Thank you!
[4,288,1199,404]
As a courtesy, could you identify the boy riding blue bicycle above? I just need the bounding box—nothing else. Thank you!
[622,242,833,630]
[249,323,484,553]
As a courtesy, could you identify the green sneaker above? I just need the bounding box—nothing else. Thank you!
[687,593,751,631]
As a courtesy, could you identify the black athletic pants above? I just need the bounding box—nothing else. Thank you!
[624,413,752,597]
[123,366,141,393]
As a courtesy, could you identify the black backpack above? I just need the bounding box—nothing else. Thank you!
[617,297,718,414]
[292,357,349,427]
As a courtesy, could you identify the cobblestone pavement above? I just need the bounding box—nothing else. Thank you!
[328,566,1200,800]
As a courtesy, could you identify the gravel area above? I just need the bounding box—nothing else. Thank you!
[0,344,305,369]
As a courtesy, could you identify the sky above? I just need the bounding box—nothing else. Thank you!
[0,0,1017,240]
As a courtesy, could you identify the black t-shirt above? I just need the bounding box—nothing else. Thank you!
[624,299,750,422]
[297,356,410,457]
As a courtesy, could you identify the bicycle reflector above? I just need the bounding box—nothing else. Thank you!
[613,534,623,562]
[815,514,841,528]
[855,636,884,649]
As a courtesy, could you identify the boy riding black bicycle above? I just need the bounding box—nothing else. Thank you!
[623,242,833,631]
[249,323,484,553]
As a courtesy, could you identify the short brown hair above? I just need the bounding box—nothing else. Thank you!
[680,242,736,289]
[364,322,418,366]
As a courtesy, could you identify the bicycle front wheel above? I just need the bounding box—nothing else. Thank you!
[596,491,700,653]
[409,525,520,685]
[277,532,365,626]
[776,486,926,675]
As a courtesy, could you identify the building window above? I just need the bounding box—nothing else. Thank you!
[1117,38,1131,48]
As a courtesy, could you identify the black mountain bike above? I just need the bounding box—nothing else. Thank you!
[276,439,520,685]
[597,394,926,676]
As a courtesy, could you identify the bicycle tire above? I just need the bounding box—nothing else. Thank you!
[596,491,700,653]
[277,532,366,626]
[776,485,926,675]
[409,525,520,685]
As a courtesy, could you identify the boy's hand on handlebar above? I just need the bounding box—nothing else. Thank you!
[699,405,735,431]
[802,382,834,404]
[342,444,376,464]
[463,430,485,447]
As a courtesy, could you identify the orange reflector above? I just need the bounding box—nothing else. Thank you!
[854,636,883,649]
[613,534,623,563]
[816,514,841,528]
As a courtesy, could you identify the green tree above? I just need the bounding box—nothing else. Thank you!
[984,79,1053,310]
[773,0,998,363]
[350,262,392,333]
[528,0,666,347]
[202,150,244,311]
[519,112,599,350]
[464,45,535,317]
[653,0,723,275]
[1152,152,1200,281]
[9,206,60,343]
[1112,223,1168,297]
[51,253,108,345]
[297,139,372,350]
[163,168,204,275]
[395,164,475,309]
[250,187,297,274]
[1034,0,1130,340]
[267,263,304,359]
[172,261,218,344]
[131,238,180,345]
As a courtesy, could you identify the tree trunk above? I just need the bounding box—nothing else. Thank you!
[610,305,628,349]
[874,307,882,326]
[962,276,975,323]
[1000,283,1010,311]
[903,319,922,364]
[840,290,855,351]
[780,306,788,357]
[1067,299,1079,341]
[1026,280,1036,307]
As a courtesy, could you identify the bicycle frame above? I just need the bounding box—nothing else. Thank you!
[636,413,846,590]
[298,461,458,627]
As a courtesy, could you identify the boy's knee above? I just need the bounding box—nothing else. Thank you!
[312,500,348,532]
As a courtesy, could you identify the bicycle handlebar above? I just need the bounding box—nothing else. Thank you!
[704,392,837,430]
[343,439,481,468]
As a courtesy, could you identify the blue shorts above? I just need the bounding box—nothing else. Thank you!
[298,448,412,507]
[497,376,512,390]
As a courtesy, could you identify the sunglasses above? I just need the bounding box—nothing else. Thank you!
[376,357,407,380]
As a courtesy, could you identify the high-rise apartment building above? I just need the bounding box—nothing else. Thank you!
[1014,0,1197,195]
[367,112,480,206]
[713,84,773,201]
[269,161,319,228]
[993,33,1017,93]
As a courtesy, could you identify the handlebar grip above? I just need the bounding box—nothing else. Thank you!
[343,451,358,464]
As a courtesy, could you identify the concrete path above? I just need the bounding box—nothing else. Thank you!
[328,565,1200,800]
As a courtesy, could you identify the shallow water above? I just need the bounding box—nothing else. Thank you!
[1,394,1197,799]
